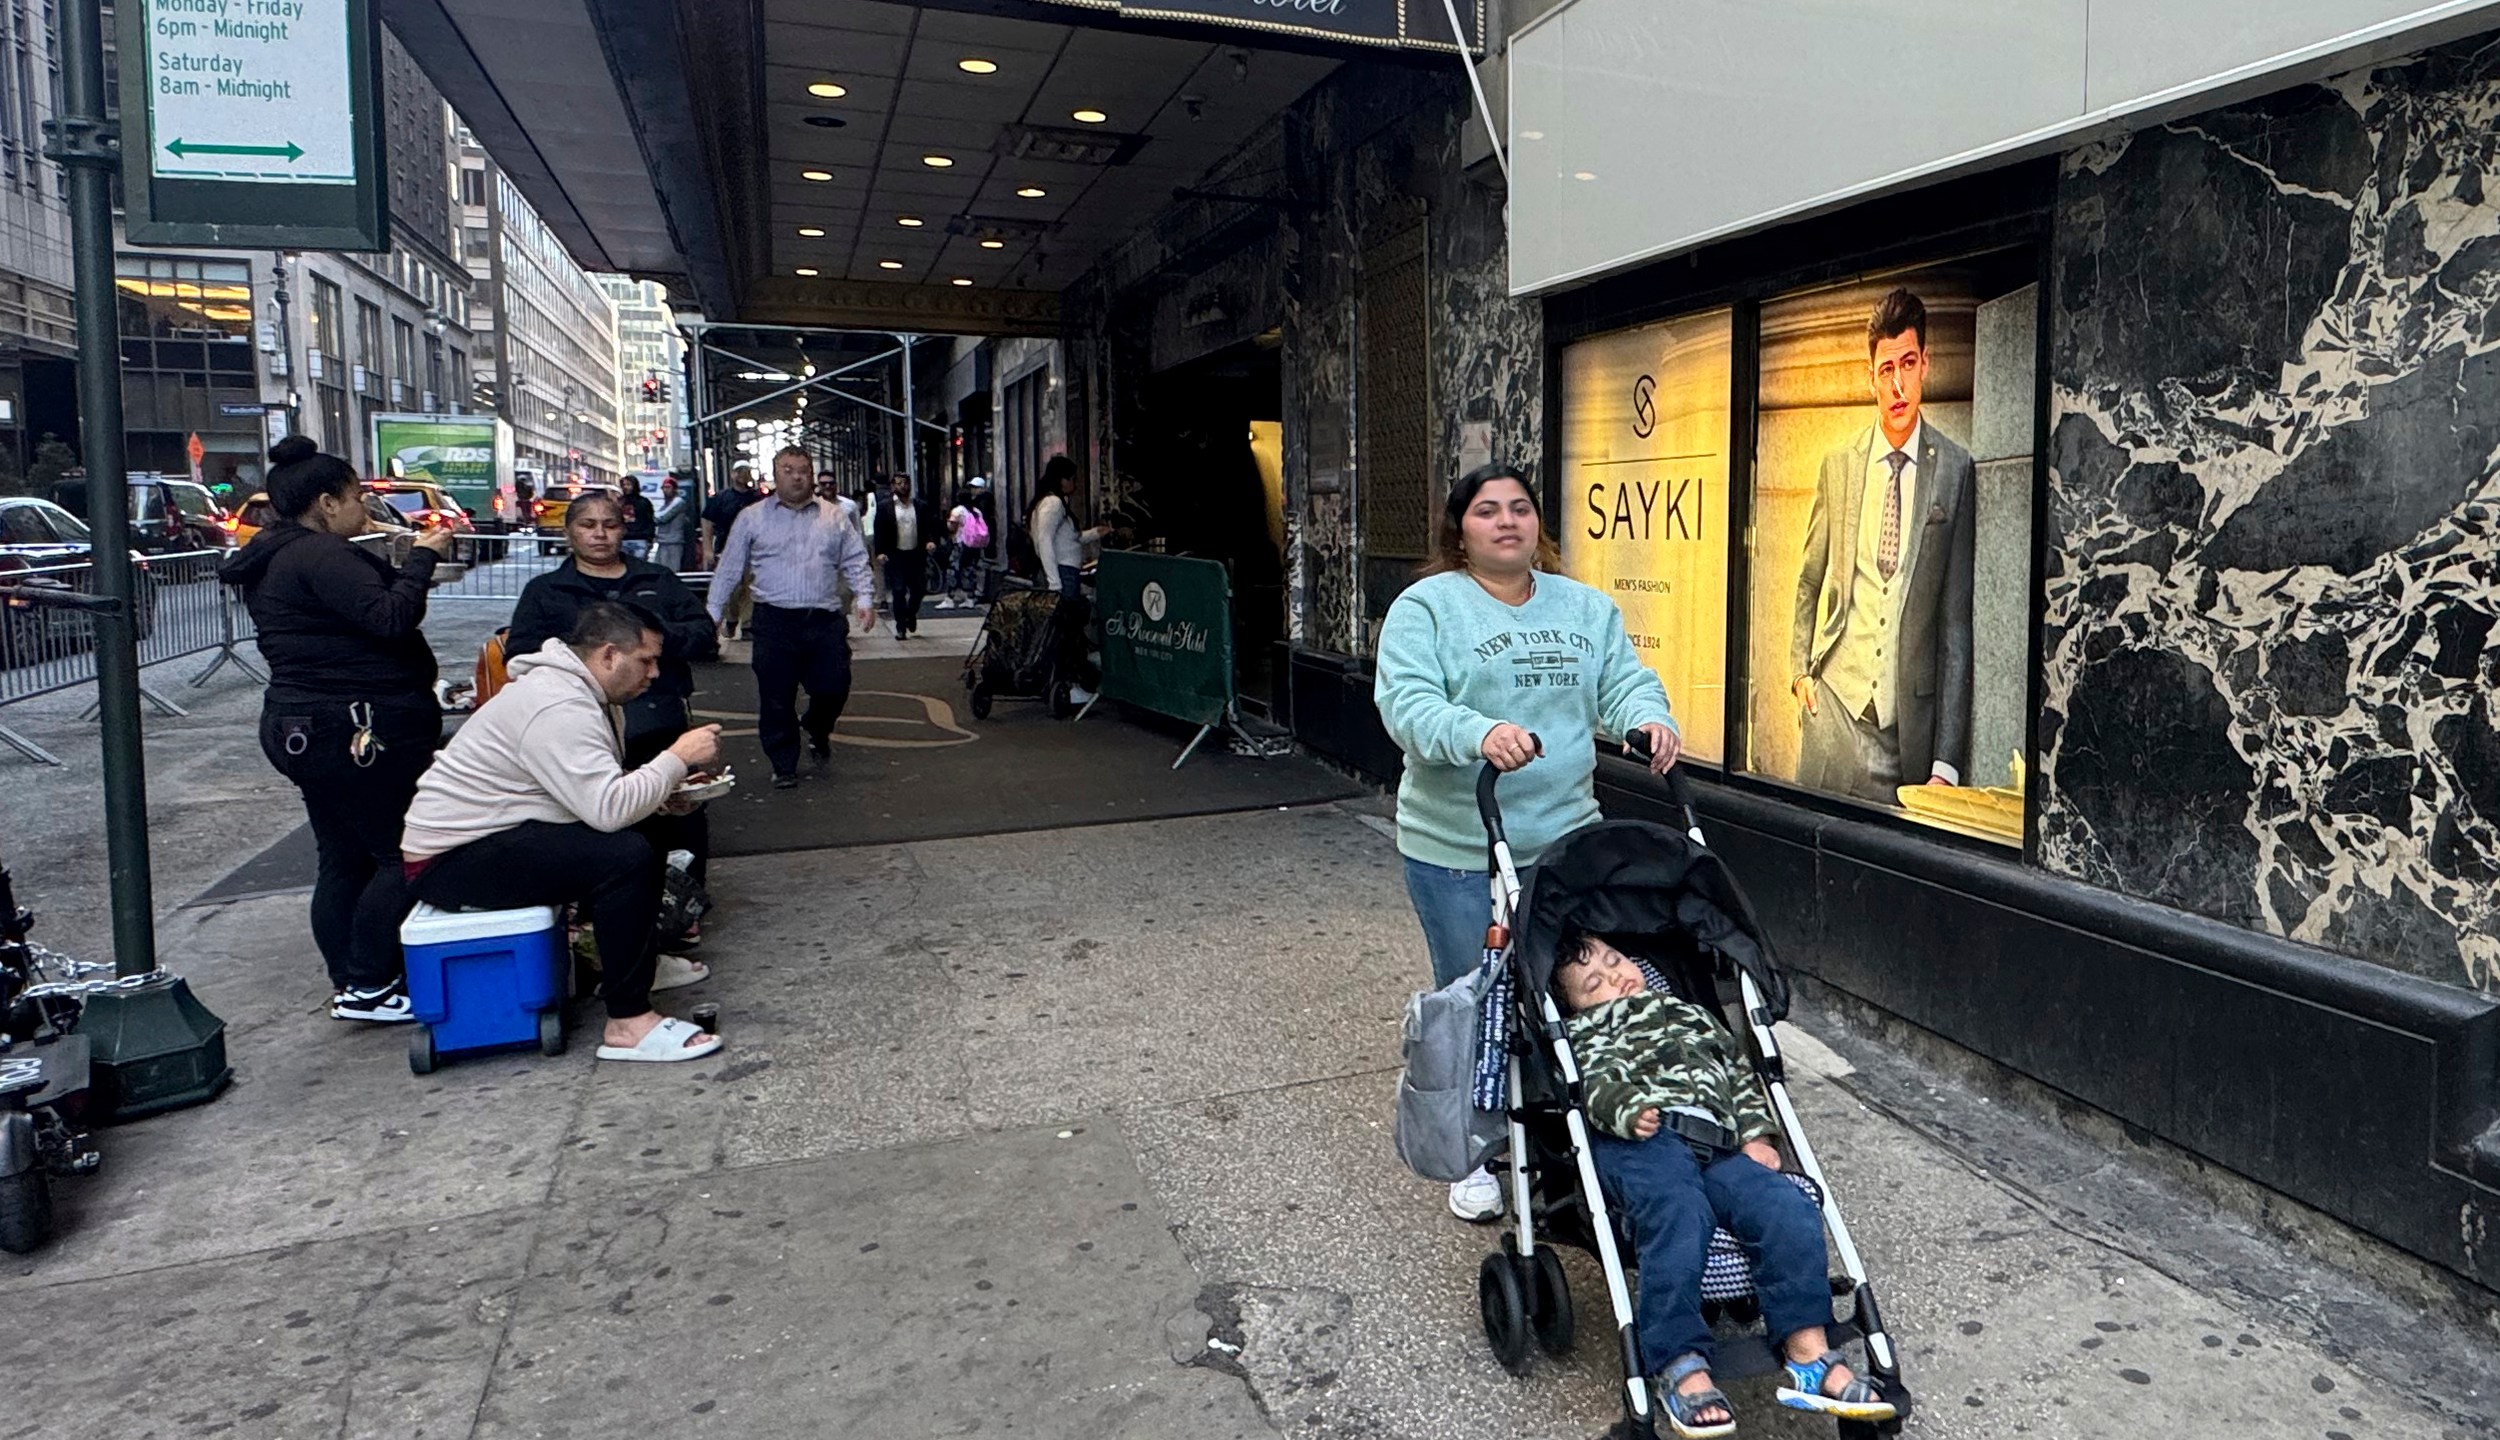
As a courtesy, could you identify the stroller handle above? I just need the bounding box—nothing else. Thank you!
[1475,731,1541,841]
[1622,729,1702,834]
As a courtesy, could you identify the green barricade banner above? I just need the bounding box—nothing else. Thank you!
[1095,551,1234,728]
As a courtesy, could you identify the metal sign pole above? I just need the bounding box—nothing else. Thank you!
[49,0,152,978]
[46,0,232,1119]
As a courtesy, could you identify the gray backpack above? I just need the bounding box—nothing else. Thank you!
[1393,965,1509,1182]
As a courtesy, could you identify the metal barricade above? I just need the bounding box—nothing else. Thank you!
[0,548,262,766]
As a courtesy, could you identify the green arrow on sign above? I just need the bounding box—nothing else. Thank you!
[166,138,305,162]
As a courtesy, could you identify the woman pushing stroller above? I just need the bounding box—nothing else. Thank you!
[1379,462,1901,1435]
[1375,461,1682,1216]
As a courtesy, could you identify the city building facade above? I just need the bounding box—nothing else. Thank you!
[461,132,621,491]
[599,274,686,476]
[0,0,75,491]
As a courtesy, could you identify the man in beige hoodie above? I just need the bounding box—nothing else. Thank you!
[401,602,725,1062]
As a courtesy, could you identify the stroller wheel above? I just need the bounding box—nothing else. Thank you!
[1526,1246,1574,1355]
[969,684,994,720]
[1477,1252,1532,1374]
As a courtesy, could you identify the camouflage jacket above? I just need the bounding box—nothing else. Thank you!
[1565,991,1776,1144]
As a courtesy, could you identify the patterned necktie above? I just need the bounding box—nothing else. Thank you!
[1878,449,1908,580]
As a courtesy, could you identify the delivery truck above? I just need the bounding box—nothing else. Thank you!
[369,413,522,531]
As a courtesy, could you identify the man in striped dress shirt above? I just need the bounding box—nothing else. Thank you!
[705,446,877,789]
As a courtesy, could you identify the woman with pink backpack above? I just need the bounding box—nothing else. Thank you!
[938,483,993,609]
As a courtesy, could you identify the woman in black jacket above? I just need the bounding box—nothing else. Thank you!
[506,490,720,888]
[220,436,454,1022]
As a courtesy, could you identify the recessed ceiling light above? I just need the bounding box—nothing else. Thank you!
[806,81,846,99]
[803,115,847,129]
[1522,130,1545,141]
[1015,185,1046,198]
[797,226,825,237]
[879,260,904,270]
[922,154,954,168]
[951,277,973,286]
[1572,171,1597,181]
[979,239,1005,249]
[1071,108,1108,124]
[896,215,924,227]
[794,267,818,276]
[957,58,998,74]
[801,169,832,182]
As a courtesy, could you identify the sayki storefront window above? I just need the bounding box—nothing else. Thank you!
[1556,249,2040,846]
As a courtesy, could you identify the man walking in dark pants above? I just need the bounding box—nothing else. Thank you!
[706,445,877,789]
[871,471,942,639]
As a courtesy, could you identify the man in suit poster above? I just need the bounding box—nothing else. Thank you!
[1788,287,1975,804]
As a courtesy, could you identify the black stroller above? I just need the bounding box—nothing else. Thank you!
[1470,753,1911,1437]
[962,575,1083,720]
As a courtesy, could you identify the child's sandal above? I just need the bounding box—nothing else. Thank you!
[1657,1353,1738,1439]
[1775,1349,1899,1422]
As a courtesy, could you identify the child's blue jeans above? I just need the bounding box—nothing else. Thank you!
[1588,1129,1834,1375]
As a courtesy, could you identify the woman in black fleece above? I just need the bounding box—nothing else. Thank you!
[219,436,454,1022]
[505,489,719,890]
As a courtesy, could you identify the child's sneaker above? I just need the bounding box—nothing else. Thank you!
[332,981,415,1024]
[1777,1350,1897,1421]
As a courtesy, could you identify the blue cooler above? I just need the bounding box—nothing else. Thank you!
[398,903,567,1074]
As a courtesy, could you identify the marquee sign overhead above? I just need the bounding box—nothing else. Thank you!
[1034,0,1484,53]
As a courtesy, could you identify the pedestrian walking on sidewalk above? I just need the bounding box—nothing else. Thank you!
[219,435,457,1024]
[1373,461,1684,1222]
[705,445,876,789]
[622,485,657,560]
[1027,456,1106,601]
[700,464,764,632]
[872,471,942,638]
[653,475,694,571]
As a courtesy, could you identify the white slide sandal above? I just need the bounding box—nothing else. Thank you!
[651,953,709,992]
[596,1016,722,1063]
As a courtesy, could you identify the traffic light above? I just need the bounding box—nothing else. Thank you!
[640,376,660,403]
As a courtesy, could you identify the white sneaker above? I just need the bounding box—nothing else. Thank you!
[1447,1166,1503,1222]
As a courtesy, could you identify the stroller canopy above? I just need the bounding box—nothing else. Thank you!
[1514,819,1790,1022]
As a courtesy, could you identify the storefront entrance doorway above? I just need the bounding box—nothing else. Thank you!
[1136,339,1286,715]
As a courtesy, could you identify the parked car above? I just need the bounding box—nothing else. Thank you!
[163,478,237,552]
[46,475,199,556]
[0,497,157,670]
[363,478,479,564]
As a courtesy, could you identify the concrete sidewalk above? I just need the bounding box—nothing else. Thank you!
[5,787,2489,1437]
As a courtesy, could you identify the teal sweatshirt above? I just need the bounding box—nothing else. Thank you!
[1374,570,1675,869]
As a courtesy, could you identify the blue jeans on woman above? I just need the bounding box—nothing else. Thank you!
[1404,856,1540,989]
[1589,1129,1833,1375]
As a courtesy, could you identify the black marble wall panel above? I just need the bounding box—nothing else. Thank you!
[2043,37,2500,994]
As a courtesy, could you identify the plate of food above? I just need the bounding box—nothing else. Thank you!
[675,767,736,804]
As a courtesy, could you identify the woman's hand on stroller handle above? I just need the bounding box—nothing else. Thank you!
[1623,722,1681,776]
[1475,729,1541,835]
[1480,723,1542,773]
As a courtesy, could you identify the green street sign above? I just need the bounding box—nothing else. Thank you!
[1094,552,1236,730]
[119,0,388,250]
